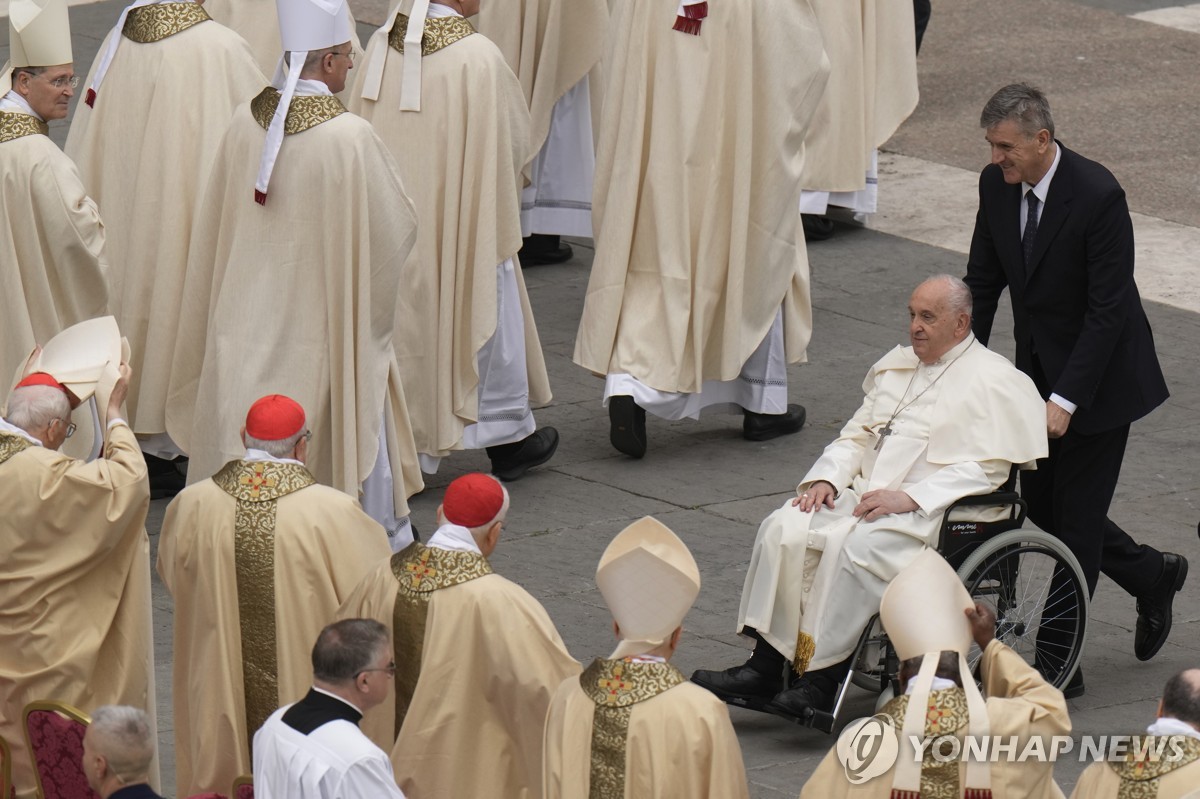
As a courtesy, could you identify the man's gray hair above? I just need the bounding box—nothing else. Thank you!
[245,429,305,459]
[312,618,389,683]
[919,274,973,317]
[89,705,155,783]
[1162,669,1200,728]
[468,479,511,537]
[5,385,70,432]
[980,83,1055,138]
[285,45,345,73]
[12,66,47,81]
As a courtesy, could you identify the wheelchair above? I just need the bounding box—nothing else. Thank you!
[800,476,1089,734]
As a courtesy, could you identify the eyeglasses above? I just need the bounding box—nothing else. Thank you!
[38,74,79,90]
[358,661,396,677]
[303,430,313,442]
[53,418,77,438]
[331,49,356,64]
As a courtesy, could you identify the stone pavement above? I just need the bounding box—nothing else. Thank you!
[4,0,1200,796]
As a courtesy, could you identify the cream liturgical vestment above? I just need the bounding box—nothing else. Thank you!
[0,421,154,799]
[738,337,1047,674]
[543,658,750,798]
[349,7,551,462]
[574,0,829,395]
[339,535,580,798]
[165,85,424,516]
[1070,726,1200,799]
[801,640,1069,798]
[0,111,108,393]
[65,2,265,438]
[157,456,393,797]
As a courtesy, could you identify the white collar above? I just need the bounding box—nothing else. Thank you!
[0,417,43,446]
[244,448,304,466]
[427,522,483,554]
[1147,717,1200,741]
[310,685,365,716]
[281,77,335,97]
[905,676,958,695]
[427,3,462,17]
[0,91,43,121]
[1023,142,1061,206]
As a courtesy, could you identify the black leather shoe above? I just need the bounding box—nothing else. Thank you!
[608,396,647,458]
[763,677,836,722]
[691,664,783,710]
[743,404,806,442]
[519,234,573,266]
[145,453,187,500]
[1135,553,1189,661]
[487,427,559,482]
[801,214,835,242]
[1061,668,1085,700]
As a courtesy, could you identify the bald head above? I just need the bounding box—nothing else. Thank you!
[83,706,154,794]
[1161,669,1200,729]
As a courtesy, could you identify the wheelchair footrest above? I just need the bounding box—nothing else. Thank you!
[802,707,836,734]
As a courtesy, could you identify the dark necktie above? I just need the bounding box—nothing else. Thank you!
[1022,192,1040,267]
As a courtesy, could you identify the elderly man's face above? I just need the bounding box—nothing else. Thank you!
[986,119,1053,185]
[81,727,104,792]
[909,284,968,364]
[324,42,354,95]
[17,64,76,121]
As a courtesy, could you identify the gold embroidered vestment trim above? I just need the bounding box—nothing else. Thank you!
[880,687,971,799]
[0,112,49,142]
[1109,735,1200,799]
[212,459,316,752]
[122,2,210,43]
[388,13,476,55]
[0,432,33,465]
[579,658,687,799]
[250,88,346,135]
[390,543,493,738]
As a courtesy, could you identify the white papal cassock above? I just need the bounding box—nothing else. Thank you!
[738,336,1047,674]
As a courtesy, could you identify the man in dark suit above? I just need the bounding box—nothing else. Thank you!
[965,83,1187,697]
[81,705,164,799]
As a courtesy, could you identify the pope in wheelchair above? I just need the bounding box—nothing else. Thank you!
[692,275,1048,720]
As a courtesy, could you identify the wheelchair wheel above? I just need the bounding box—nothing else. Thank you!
[955,529,1088,692]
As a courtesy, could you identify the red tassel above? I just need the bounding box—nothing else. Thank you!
[85,88,96,108]
[965,791,993,799]
[672,15,702,34]
[890,792,919,799]
[683,1,708,19]
[254,190,267,205]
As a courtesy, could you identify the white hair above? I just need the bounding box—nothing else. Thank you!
[468,479,511,537]
[919,274,974,317]
[4,385,70,432]
[244,429,305,458]
[89,705,154,783]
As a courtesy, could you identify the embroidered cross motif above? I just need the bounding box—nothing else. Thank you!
[596,664,635,705]
[238,463,278,496]
[926,702,951,732]
[405,552,438,587]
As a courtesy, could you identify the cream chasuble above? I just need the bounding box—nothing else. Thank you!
[573,0,829,394]
[157,459,393,797]
[543,658,750,799]
[65,4,265,437]
[165,89,424,515]
[201,0,364,102]
[1071,738,1200,799]
[349,11,551,460]
[737,338,1047,674]
[800,641,1068,799]
[0,115,108,401]
[473,0,607,172]
[797,0,919,194]
[339,542,580,798]
[0,424,155,799]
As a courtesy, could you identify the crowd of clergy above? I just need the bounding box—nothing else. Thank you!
[3,0,1198,796]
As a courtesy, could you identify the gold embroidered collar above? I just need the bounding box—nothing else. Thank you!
[0,432,34,465]
[388,12,476,56]
[881,687,970,799]
[211,459,316,502]
[392,542,493,596]
[123,2,210,44]
[1109,735,1200,783]
[0,112,49,143]
[580,658,687,708]
[250,87,346,135]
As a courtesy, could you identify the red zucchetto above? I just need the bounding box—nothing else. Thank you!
[15,372,68,394]
[245,394,306,441]
[442,473,506,528]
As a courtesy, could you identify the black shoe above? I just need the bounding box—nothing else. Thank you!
[1135,553,1188,661]
[762,677,836,722]
[743,404,806,442]
[801,214,835,242]
[1061,667,1085,700]
[691,663,783,710]
[608,396,647,458]
[519,234,573,266]
[487,427,559,482]
[145,453,187,500]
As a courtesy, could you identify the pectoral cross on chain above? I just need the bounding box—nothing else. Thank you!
[874,423,893,452]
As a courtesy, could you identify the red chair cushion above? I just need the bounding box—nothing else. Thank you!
[235,784,254,799]
[25,710,100,799]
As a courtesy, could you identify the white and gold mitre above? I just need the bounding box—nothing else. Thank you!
[596,516,701,660]
[8,0,73,69]
[278,0,353,53]
[880,548,974,660]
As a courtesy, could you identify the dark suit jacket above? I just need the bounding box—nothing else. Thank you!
[965,142,1168,435]
[110,783,166,799]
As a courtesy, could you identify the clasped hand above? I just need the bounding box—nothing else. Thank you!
[792,482,918,522]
